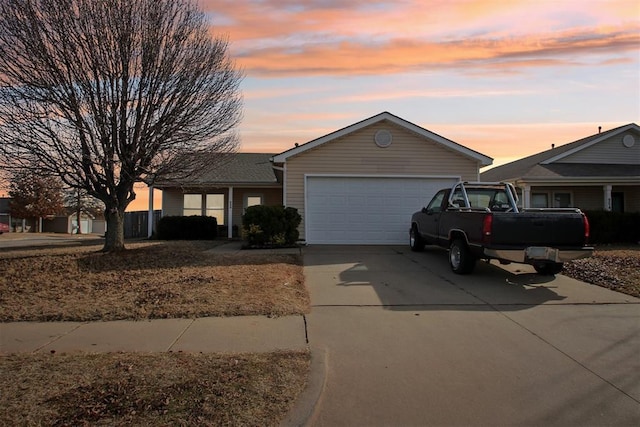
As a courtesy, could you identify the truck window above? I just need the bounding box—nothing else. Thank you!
[427,190,446,212]
[451,188,466,207]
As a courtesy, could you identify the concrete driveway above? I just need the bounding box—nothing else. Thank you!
[303,245,640,426]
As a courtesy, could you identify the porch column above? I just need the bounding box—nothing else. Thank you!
[603,185,612,211]
[228,186,234,239]
[147,185,154,238]
[522,185,531,209]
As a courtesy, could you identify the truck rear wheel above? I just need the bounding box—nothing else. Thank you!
[410,226,425,252]
[449,239,476,274]
[533,262,564,275]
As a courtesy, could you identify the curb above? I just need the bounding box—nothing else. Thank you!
[281,346,328,427]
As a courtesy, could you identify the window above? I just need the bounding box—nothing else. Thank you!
[183,194,202,216]
[245,195,263,209]
[531,193,548,208]
[553,192,571,208]
[427,190,446,212]
[206,194,225,225]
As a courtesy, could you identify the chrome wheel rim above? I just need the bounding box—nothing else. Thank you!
[450,245,461,268]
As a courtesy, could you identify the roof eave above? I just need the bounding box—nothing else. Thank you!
[516,176,640,185]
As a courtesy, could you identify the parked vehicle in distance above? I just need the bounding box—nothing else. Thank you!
[0,222,9,234]
[410,182,593,275]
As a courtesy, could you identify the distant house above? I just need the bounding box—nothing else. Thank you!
[0,197,37,232]
[0,197,106,234]
[42,209,106,234]
[481,123,640,212]
[154,112,492,244]
[0,197,10,231]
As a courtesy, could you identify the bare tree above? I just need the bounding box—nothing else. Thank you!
[0,0,243,251]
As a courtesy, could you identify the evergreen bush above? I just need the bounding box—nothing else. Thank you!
[242,205,301,247]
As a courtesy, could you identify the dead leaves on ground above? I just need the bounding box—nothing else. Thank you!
[1,350,310,426]
[0,241,310,321]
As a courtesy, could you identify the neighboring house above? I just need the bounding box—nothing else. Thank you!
[481,123,640,212]
[155,112,493,244]
[0,196,37,232]
[42,209,106,234]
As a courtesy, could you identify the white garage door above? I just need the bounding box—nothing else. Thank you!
[306,176,458,244]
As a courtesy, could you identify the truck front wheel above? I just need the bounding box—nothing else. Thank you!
[410,226,425,252]
[449,239,476,274]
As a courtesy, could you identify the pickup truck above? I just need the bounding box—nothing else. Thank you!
[409,182,593,275]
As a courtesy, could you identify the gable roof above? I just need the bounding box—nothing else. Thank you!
[155,153,279,188]
[481,123,640,182]
[271,111,493,166]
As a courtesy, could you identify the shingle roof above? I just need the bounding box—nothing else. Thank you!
[155,153,278,188]
[481,123,639,182]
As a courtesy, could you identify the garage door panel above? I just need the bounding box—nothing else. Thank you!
[306,176,458,244]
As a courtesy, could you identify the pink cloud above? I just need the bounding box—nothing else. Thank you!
[234,28,639,77]
[198,0,639,77]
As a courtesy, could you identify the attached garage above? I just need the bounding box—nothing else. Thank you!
[271,111,493,245]
[306,175,459,244]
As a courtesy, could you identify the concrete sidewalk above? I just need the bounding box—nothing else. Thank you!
[0,315,308,354]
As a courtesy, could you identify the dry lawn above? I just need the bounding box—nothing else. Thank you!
[563,246,640,298]
[0,350,310,426]
[0,241,310,321]
[0,241,311,425]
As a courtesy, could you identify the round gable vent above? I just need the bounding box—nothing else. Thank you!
[374,129,392,148]
[622,134,635,148]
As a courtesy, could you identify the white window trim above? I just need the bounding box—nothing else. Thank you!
[552,191,573,208]
[531,192,550,208]
[244,193,264,210]
[206,193,225,225]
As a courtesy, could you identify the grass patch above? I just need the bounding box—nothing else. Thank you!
[0,350,310,426]
[0,241,310,321]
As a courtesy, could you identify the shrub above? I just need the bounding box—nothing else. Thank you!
[583,210,640,244]
[156,216,218,240]
[242,205,301,247]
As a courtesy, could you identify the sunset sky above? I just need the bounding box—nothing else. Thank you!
[199,0,639,160]
[3,0,639,211]
[129,0,640,210]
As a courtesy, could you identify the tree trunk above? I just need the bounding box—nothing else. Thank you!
[103,208,126,252]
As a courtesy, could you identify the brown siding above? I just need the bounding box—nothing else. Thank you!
[284,120,480,239]
[572,187,604,210]
[162,189,184,216]
[231,187,282,229]
[617,186,640,212]
[561,130,640,164]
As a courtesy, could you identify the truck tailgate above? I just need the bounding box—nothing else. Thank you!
[490,211,586,247]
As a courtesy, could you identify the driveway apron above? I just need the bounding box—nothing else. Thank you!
[303,245,640,426]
